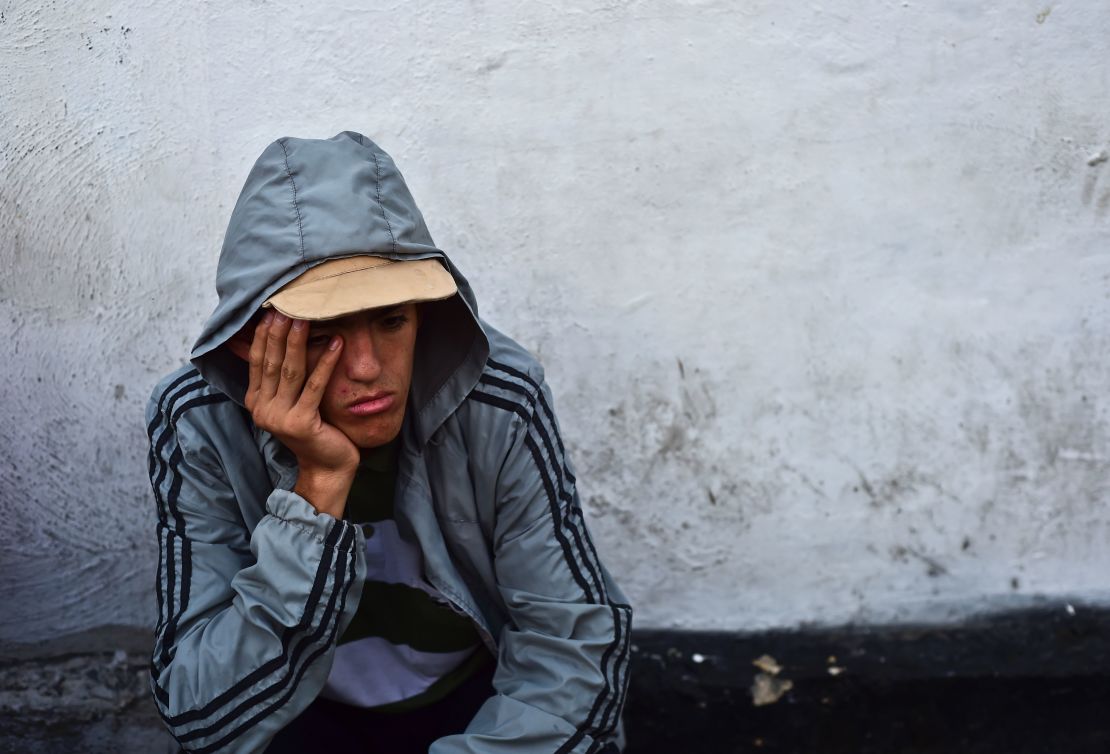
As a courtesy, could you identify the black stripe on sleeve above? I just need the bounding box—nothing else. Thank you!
[559,601,633,754]
[482,367,576,483]
[469,384,630,749]
[487,359,576,484]
[163,394,231,533]
[155,525,166,634]
[157,519,346,729]
[185,523,357,752]
[523,433,598,604]
[528,418,605,603]
[594,602,634,742]
[561,603,626,754]
[156,446,188,669]
[147,370,201,425]
[478,374,574,489]
[157,533,190,669]
[479,373,608,608]
[467,387,529,421]
[152,394,231,674]
[148,378,206,515]
[474,369,634,749]
[147,370,201,440]
[148,382,216,549]
[468,389,596,603]
[158,526,176,669]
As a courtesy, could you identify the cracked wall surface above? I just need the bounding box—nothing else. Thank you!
[3,1,1109,655]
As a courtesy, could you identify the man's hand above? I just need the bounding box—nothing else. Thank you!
[244,311,358,518]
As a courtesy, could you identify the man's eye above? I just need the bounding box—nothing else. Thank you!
[382,315,408,330]
[307,334,332,348]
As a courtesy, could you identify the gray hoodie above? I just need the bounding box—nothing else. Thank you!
[147,132,630,753]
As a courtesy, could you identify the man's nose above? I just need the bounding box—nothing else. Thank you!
[342,326,382,382]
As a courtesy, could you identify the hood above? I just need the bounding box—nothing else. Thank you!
[191,131,488,447]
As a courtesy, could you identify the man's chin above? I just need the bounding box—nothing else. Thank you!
[342,421,403,450]
[326,401,407,450]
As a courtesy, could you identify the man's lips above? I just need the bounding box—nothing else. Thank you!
[346,393,395,416]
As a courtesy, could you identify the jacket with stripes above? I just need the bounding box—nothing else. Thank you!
[147,323,632,753]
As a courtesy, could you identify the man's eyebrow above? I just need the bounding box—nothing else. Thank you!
[309,305,405,327]
[367,305,405,320]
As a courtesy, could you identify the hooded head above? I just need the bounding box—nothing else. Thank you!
[191,131,488,447]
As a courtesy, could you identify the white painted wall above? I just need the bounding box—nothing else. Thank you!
[2,0,1109,642]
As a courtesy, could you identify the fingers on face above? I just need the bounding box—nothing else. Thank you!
[297,336,342,412]
[248,312,335,422]
[261,312,293,396]
[275,317,308,402]
[246,311,274,403]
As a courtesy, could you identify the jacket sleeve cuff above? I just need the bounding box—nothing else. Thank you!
[265,488,360,546]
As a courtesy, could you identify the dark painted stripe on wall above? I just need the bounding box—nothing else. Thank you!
[624,606,1110,754]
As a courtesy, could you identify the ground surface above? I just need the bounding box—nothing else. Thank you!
[2,607,1108,752]
[625,605,1110,753]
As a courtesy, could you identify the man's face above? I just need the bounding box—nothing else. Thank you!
[302,304,419,449]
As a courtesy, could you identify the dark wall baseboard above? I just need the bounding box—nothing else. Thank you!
[624,605,1110,754]
[3,607,1109,752]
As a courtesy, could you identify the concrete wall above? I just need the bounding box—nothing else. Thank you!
[2,0,1109,646]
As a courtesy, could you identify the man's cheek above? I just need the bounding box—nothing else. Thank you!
[320,404,346,430]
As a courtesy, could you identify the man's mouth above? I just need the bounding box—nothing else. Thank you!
[346,392,395,416]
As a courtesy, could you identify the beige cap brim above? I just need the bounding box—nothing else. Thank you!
[263,256,458,320]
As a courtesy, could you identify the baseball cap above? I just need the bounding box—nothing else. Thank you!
[262,255,458,320]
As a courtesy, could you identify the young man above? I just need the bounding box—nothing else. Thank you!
[146,132,631,753]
